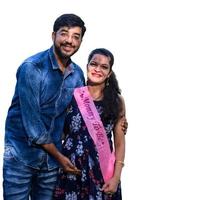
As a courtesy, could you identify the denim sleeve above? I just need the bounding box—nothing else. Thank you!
[17,62,53,145]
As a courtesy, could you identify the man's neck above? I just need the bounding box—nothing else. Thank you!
[53,46,71,73]
[55,54,70,73]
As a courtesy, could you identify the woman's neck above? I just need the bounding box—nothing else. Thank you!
[87,85,104,101]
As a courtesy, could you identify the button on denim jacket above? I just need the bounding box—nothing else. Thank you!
[4,46,85,169]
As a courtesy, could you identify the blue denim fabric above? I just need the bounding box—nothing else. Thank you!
[3,145,58,200]
[4,46,85,170]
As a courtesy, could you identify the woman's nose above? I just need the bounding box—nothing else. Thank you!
[94,66,101,71]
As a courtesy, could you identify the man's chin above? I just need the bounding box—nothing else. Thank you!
[61,50,74,58]
[60,48,78,59]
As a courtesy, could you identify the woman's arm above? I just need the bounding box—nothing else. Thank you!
[102,95,126,194]
[113,95,126,181]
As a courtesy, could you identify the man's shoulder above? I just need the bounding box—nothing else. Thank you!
[23,49,49,64]
[70,62,85,85]
[71,62,83,73]
[17,48,51,76]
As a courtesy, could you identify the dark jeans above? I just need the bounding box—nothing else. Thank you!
[3,146,58,200]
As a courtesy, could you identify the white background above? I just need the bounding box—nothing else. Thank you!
[0,0,200,199]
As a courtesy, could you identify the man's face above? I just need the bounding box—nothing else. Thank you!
[52,26,82,60]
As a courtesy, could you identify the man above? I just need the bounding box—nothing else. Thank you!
[3,14,86,200]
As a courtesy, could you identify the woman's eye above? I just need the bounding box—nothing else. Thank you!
[90,63,97,67]
[101,65,109,70]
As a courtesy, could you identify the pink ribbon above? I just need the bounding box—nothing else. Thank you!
[74,86,115,182]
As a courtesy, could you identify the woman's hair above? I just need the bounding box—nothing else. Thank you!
[53,13,86,37]
[88,48,122,122]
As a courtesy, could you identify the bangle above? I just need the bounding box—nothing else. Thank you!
[115,160,125,167]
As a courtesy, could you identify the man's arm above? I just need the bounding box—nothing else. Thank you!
[17,63,52,145]
[42,143,81,175]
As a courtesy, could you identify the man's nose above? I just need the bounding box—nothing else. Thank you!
[64,35,73,44]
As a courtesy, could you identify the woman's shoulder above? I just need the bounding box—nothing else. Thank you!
[117,94,126,117]
[118,94,124,102]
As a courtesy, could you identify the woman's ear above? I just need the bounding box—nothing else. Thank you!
[86,64,89,72]
[107,70,113,78]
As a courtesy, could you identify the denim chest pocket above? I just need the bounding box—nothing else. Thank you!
[3,146,15,160]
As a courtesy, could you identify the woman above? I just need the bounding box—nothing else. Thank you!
[53,48,126,200]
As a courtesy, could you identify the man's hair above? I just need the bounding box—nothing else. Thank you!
[53,14,86,37]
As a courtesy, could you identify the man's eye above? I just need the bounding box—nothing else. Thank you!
[72,35,81,41]
[60,32,67,37]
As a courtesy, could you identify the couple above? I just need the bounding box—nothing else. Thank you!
[3,14,127,200]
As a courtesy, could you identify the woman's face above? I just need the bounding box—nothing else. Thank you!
[87,54,112,86]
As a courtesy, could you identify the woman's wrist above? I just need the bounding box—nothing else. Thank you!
[112,174,121,183]
[115,160,125,167]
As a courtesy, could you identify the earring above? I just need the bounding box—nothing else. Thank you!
[106,79,109,86]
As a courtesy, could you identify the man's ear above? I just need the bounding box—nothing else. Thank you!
[52,32,55,41]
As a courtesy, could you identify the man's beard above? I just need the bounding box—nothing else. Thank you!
[54,43,69,60]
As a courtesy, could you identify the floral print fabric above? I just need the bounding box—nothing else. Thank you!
[53,97,122,200]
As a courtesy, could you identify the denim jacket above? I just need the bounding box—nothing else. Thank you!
[4,46,85,170]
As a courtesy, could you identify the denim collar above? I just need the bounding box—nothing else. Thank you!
[48,46,74,74]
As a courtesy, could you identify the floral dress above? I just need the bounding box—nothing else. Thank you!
[53,97,122,200]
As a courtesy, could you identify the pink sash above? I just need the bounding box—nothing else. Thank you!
[74,86,115,182]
